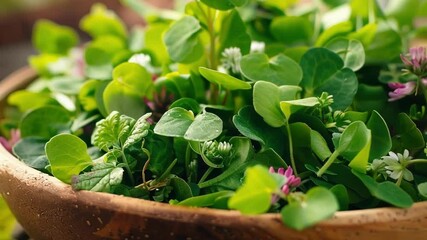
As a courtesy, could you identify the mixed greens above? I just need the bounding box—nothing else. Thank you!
[2,0,427,230]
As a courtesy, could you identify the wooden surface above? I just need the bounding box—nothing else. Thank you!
[1,69,427,239]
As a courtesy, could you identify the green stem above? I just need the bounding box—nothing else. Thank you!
[396,172,404,187]
[121,150,135,186]
[198,167,214,184]
[285,123,298,176]
[185,143,193,181]
[418,77,427,104]
[368,0,376,24]
[407,159,427,166]
[317,150,341,177]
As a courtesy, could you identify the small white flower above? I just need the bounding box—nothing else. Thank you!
[221,47,242,74]
[128,53,156,73]
[250,41,265,53]
[382,149,414,181]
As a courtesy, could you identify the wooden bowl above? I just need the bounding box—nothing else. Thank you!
[1,68,427,240]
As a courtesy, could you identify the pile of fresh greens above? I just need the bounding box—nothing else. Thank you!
[2,0,427,230]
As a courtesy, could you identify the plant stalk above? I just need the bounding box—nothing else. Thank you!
[317,150,340,177]
[285,124,298,176]
[121,150,135,186]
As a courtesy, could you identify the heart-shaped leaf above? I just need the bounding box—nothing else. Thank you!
[154,108,222,142]
[45,134,93,184]
[153,107,195,137]
[337,121,371,173]
[13,137,49,172]
[393,113,425,151]
[367,110,392,160]
[281,187,339,230]
[300,48,358,110]
[20,106,71,139]
[184,112,223,141]
[103,63,153,118]
[228,165,280,214]
[33,20,78,55]
[325,38,365,71]
[241,53,302,86]
[233,106,286,155]
[164,16,203,63]
[253,81,302,127]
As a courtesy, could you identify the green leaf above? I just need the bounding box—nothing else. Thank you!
[270,16,313,45]
[169,98,201,114]
[20,106,71,139]
[154,107,195,138]
[325,38,365,71]
[394,113,425,151]
[184,112,223,142]
[352,170,413,208]
[367,111,392,161]
[233,106,286,155]
[145,23,170,64]
[7,90,57,112]
[338,121,371,173]
[330,184,349,210]
[33,19,78,55]
[177,191,234,207]
[310,130,332,161]
[199,67,251,90]
[103,62,153,119]
[13,137,49,172]
[200,0,247,10]
[240,53,303,86]
[260,0,298,9]
[164,16,203,63]
[28,54,61,77]
[228,165,280,214]
[315,21,353,47]
[45,134,93,183]
[300,48,358,110]
[280,97,319,120]
[123,113,151,149]
[113,62,153,95]
[80,3,127,39]
[417,182,427,198]
[364,24,402,63]
[91,111,136,151]
[348,23,377,48]
[219,10,251,55]
[169,176,193,201]
[253,81,302,127]
[72,162,124,192]
[281,187,339,230]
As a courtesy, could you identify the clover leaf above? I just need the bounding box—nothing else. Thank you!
[281,187,339,230]
[45,134,93,183]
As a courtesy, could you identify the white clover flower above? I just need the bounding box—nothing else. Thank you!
[383,149,414,182]
[250,41,265,53]
[128,53,156,73]
[221,47,242,75]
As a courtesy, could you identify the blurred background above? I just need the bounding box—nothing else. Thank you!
[0,0,173,80]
